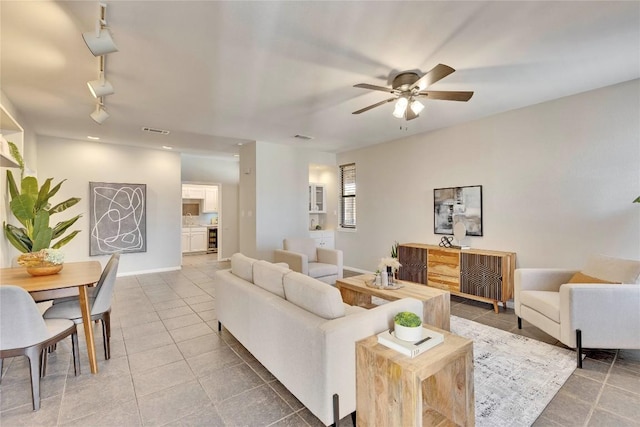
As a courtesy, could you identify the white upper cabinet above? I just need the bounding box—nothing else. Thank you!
[182,184,205,199]
[203,186,218,213]
[309,183,326,213]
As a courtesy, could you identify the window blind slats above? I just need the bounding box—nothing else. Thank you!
[340,163,356,228]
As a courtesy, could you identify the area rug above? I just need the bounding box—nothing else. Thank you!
[450,316,576,427]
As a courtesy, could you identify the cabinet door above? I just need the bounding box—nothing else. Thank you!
[181,232,190,252]
[203,187,218,212]
[314,185,326,213]
[460,253,503,300]
[398,245,427,284]
[190,229,208,252]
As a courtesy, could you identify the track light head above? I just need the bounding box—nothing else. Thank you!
[82,26,118,56]
[90,104,110,124]
[87,77,114,98]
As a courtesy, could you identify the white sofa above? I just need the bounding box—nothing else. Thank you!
[273,238,343,285]
[215,253,423,426]
[515,255,640,367]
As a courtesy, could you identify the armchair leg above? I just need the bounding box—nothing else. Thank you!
[332,393,340,427]
[517,317,522,329]
[218,321,222,332]
[576,329,583,369]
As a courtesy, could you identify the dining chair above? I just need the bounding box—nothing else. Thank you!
[0,285,80,411]
[43,253,120,360]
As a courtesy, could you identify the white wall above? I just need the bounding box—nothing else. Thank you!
[181,154,240,258]
[336,79,640,272]
[34,136,183,274]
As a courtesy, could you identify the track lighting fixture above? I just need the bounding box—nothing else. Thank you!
[90,102,109,124]
[87,56,114,98]
[82,3,118,56]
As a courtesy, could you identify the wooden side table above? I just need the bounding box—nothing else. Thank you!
[356,325,474,426]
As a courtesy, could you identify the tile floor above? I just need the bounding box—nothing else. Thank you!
[0,254,638,426]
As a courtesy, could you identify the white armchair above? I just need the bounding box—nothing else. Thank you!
[273,238,343,285]
[514,255,640,368]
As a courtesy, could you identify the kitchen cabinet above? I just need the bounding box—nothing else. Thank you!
[308,183,326,213]
[202,186,218,213]
[182,184,205,199]
[309,230,334,249]
[182,227,208,253]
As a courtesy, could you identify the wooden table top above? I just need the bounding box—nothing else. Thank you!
[337,274,449,301]
[0,261,102,292]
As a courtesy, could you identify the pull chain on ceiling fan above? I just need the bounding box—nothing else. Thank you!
[352,64,474,121]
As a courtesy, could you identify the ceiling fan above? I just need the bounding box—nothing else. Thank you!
[352,64,474,121]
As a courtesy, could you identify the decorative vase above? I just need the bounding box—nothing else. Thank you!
[394,322,423,341]
[26,263,64,276]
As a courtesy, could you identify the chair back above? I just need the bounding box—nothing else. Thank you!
[0,286,50,350]
[283,238,317,262]
[90,253,120,316]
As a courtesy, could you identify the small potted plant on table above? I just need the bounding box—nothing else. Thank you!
[394,311,423,341]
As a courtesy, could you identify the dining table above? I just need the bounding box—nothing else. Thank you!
[0,261,103,374]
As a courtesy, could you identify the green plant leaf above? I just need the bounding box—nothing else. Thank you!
[7,170,19,199]
[20,176,39,198]
[52,215,82,239]
[46,179,65,201]
[9,194,36,222]
[3,223,31,253]
[49,197,80,215]
[634,196,640,203]
[32,226,53,252]
[35,178,52,211]
[52,230,81,249]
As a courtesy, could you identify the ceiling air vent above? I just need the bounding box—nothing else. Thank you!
[294,134,313,141]
[142,127,170,135]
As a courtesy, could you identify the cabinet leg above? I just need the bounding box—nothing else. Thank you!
[492,301,499,313]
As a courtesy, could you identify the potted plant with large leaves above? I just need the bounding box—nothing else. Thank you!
[3,141,82,275]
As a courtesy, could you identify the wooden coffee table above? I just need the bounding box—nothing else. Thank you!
[336,274,450,331]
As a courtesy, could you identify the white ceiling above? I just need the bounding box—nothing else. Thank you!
[1,1,639,159]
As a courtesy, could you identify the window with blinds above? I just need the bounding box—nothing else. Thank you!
[340,163,356,228]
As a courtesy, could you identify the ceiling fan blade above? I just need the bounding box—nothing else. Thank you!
[410,64,455,91]
[352,97,396,115]
[354,83,395,93]
[418,90,474,101]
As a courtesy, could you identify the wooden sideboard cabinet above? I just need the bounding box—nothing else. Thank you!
[398,243,516,313]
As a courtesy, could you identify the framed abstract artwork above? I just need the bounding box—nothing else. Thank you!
[434,185,483,236]
[89,182,146,255]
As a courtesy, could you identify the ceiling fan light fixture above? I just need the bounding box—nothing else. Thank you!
[392,97,408,118]
[90,104,109,124]
[410,99,424,115]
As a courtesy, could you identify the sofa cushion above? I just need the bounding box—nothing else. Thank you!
[231,253,257,282]
[283,272,345,319]
[253,261,290,298]
[308,262,338,279]
[568,271,619,284]
[581,255,640,284]
[284,238,317,263]
[519,290,560,323]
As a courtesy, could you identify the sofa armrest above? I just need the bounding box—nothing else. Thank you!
[559,284,640,349]
[317,248,343,279]
[274,249,308,275]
